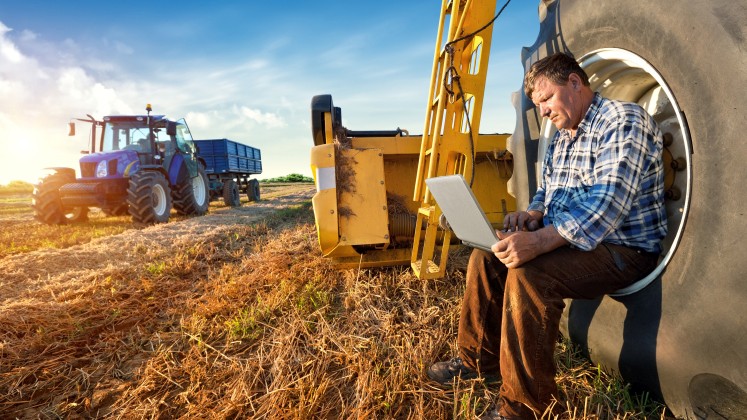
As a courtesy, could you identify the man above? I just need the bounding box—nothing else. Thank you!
[427,52,668,419]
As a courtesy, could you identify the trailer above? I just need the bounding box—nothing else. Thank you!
[194,139,262,206]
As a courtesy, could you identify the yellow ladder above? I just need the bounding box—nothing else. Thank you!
[411,0,499,279]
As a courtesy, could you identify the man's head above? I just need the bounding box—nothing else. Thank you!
[524,53,594,133]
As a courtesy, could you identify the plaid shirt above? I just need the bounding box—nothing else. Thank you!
[527,93,668,253]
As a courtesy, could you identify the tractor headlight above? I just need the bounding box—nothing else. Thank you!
[96,160,108,178]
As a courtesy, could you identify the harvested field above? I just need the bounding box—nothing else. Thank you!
[0,183,666,419]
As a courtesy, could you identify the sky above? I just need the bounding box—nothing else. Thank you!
[0,1,539,185]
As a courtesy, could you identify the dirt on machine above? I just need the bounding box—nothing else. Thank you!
[32,104,262,226]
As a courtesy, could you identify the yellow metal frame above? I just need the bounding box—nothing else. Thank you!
[309,0,517,278]
[411,0,502,278]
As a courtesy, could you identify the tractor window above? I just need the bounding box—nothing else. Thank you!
[103,122,151,153]
[173,119,196,154]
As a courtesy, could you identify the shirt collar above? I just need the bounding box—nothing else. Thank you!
[574,92,604,137]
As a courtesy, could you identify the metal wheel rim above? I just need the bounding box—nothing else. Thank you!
[192,175,207,204]
[152,183,168,215]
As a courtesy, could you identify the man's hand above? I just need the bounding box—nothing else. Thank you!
[493,230,541,268]
[503,210,543,232]
[492,225,569,268]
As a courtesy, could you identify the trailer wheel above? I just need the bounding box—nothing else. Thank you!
[247,179,260,202]
[127,171,172,224]
[32,172,89,224]
[518,1,747,416]
[222,179,241,207]
[173,165,209,216]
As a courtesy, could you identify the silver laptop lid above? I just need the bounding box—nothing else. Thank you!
[425,174,499,252]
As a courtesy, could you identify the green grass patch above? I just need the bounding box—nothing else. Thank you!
[0,180,34,194]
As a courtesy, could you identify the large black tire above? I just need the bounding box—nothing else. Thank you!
[173,165,209,216]
[247,179,260,202]
[222,179,241,207]
[32,172,89,224]
[127,171,172,224]
[515,1,747,417]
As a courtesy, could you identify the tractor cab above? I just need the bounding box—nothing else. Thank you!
[101,115,195,162]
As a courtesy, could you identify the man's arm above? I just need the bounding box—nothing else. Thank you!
[492,225,568,269]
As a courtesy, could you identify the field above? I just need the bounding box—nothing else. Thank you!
[0,183,668,419]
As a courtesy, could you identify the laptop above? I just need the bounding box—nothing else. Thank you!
[425,174,499,252]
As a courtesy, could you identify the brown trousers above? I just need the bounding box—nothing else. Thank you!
[457,243,658,418]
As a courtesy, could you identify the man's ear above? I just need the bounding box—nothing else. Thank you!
[569,73,582,90]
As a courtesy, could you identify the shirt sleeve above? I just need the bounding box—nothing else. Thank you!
[526,139,553,214]
[553,115,656,250]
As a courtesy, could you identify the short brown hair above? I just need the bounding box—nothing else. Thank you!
[524,52,590,99]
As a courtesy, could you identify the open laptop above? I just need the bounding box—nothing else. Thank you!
[425,174,499,252]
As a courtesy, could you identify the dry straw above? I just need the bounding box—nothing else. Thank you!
[0,187,667,419]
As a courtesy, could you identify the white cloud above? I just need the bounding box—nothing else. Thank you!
[239,106,285,128]
[0,22,24,63]
[0,21,136,184]
[19,29,37,42]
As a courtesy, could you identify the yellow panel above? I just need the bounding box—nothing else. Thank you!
[338,148,389,246]
[312,190,340,255]
[310,143,339,255]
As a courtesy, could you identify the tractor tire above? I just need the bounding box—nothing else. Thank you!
[247,179,260,202]
[173,165,209,216]
[102,203,129,217]
[515,1,747,417]
[32,172,89,224]
[222,179,241,207]
[127,171,172,224]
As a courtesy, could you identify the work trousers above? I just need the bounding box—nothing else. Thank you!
[457,243,658,418]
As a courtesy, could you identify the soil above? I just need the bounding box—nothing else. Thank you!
[0,183,315,308]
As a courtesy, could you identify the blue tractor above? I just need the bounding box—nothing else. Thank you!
[32,104,209,225]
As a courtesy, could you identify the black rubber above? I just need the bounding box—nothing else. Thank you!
[32,172,89,224]
[172,165,209,216]
[519,1,747,417]
[127,171,172,224]
[222,179,241,207]
[247,179,261,202]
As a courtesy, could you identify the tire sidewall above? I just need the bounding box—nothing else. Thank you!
[530,0,747,415]
[248,179,260,202]
[127,171,172,224]
[33,172,75,224]
[223,179,241,207]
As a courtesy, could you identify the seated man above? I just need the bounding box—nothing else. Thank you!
[426,52,668,419]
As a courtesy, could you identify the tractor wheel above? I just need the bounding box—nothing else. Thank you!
[32,172,88,224]
[516,1,747,417]
[247,179,260,202]
[173,165,209,216]
[64,207,89,223]
[102,203,129,217]
[127,171,172,224]
[222,179,241,207]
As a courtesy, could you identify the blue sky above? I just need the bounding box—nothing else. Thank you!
[0,1,539,185]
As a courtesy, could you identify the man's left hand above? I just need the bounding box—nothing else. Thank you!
[492,226,570,268]
[493,230,541,268]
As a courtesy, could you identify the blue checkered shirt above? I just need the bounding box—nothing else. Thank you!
[527,93,668,253]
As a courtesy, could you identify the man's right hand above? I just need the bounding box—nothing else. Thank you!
[502,210,543,232]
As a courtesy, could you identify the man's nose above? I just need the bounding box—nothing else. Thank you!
[539,105,551,117]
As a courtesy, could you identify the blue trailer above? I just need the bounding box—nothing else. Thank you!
[194,139,262,206]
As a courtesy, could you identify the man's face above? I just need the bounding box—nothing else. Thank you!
[531,75,585,132]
